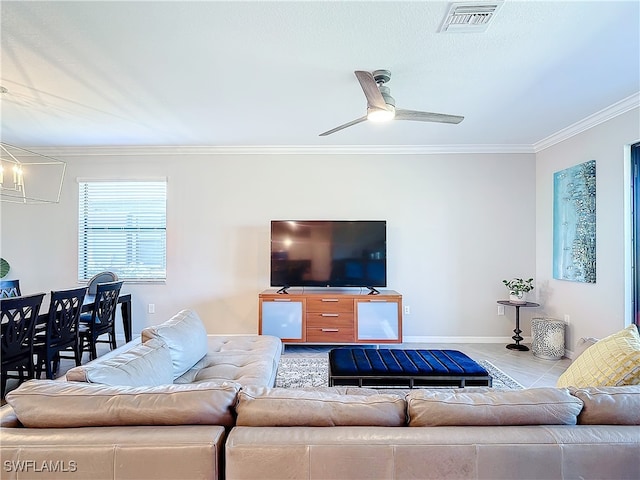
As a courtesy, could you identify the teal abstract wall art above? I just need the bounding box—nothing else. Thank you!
[553,160,596,283]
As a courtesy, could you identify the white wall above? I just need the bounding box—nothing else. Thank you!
[1,151,536,341]
[535,107,640,352]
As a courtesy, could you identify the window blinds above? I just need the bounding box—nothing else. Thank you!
[78,181,167,281]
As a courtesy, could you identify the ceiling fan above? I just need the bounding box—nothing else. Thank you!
[319,70,464,136]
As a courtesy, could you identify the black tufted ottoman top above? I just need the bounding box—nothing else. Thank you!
[329,348,492,388]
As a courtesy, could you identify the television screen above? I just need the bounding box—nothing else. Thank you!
[270,220,386,288]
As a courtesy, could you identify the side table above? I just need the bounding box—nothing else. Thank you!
[497,300,540,351]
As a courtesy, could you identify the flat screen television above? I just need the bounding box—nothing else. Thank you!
[270,220,386,292]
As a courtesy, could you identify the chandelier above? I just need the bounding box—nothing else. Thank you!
[0,143,66,204]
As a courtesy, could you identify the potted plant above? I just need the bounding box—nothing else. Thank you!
[502,277,534,304]
[0,258,9,278]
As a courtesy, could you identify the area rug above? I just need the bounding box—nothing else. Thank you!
[275,356,523,390]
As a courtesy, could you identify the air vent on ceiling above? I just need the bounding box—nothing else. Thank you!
[439,2,503,33]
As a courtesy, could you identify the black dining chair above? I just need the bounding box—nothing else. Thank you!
[33,287,87,379]
[0,279,21,299]
[78,281,123,361]
[1,292,45,397]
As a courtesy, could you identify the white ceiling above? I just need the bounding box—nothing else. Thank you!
[1,1,639,150]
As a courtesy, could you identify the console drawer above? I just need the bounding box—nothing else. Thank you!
[306,312,354,323]
[306,297,354,313]
[306,328,354,343]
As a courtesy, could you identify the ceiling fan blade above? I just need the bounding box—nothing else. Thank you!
[319,116,368,136]
[354,71,387,110]
[395,109,464,124]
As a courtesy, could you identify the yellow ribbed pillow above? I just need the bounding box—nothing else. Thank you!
[557,325,640,388]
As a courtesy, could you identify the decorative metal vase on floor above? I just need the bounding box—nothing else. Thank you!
[531,318,566,360]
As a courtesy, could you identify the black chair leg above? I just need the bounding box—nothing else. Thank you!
[78,336,89,363]
[74,346,82,366]
[37,358,46,379]
[90,339,98,361]
[34,357,42,379]
[24,363,35,383]
[45,354,54,380]
[52,353,61,377]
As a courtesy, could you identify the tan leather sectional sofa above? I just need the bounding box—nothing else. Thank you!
[1,309,639,480]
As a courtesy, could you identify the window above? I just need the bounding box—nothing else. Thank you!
[78,181,167,281]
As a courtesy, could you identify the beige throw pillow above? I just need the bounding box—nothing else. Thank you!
[556,325,640,388]
[141,309,209,379]
[66,338,173,386]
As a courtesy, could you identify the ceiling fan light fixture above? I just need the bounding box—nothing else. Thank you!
[367,105,395,122]
[319,69,463,136]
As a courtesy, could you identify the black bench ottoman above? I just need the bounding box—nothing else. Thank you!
[329,348,492,388]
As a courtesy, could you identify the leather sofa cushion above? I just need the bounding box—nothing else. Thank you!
[235,386,406,426]
[407,387,583,426]
[66,338,173,386]
[176,335,283,387]
[570,385,640,425]
[141,309,209,379]
[6,379,240,428]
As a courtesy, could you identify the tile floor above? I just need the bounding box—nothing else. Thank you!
[282,342,572,388]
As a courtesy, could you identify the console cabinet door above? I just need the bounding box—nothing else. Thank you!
[355,298,401,342]
[260,297,305,342]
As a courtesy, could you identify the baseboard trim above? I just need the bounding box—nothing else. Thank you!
[402,335,532,344]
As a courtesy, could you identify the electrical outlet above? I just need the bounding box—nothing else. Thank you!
[404,306,411,315]
[497,305,505,316]
[148,304,155,314]
[564,314,570,325]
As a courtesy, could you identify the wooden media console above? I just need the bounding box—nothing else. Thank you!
[259,288,402,344]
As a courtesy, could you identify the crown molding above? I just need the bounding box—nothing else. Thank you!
[27,144,535,157]
[20,94,637,157]
[533,92,640,152]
